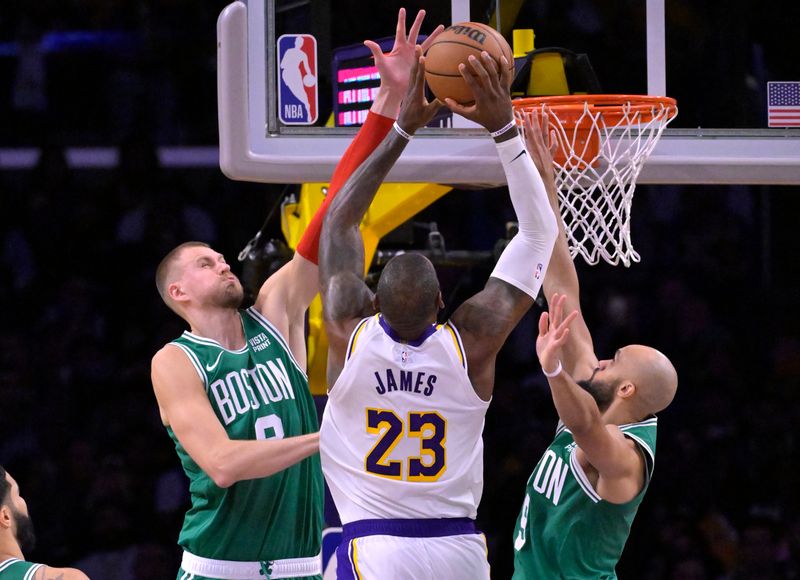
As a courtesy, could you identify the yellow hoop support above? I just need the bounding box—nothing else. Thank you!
[282,182,452,394]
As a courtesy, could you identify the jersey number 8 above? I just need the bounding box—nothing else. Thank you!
[255,414,285,440]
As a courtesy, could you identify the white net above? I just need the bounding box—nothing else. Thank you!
[515,96,677,266]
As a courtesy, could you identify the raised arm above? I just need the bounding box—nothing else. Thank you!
[522,113,598,378]
[151,346,319,488]
[365,8,444,119]
[448,54,559,400]
[536,294,646,503]
[254,8,444,366]
[295,7,444,260]
[320,54,442,387]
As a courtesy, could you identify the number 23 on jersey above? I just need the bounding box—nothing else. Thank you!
[365,408,447,481]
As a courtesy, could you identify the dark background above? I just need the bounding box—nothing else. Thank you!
[1,1,799,579]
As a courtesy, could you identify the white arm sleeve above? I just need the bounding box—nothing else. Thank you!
[490,132,559,298]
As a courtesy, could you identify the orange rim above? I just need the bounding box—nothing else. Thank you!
[512,94,677,126]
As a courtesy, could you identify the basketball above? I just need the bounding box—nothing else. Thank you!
[424,22,514,105]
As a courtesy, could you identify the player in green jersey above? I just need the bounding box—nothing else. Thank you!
[510,115,679,579]
[0,466,88,580]
[151,9,443,580]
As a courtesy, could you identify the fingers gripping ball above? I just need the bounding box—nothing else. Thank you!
[424,22,514,105]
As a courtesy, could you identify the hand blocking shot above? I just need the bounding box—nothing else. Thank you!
[510,113,679,579]
[318,44,558,579]
[149,9,446,580]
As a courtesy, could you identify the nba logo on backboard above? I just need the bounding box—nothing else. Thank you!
[277,34,318,125]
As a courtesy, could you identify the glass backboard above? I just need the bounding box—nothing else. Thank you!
[217,0,800,185]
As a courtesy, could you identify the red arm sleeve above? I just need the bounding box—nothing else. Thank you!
[295,111,394,263]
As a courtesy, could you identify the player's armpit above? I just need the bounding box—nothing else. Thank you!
[574,425,646,503]
[322,271,375,325]
[451,277,533,399]
[321,271,375,387]
[453,278,527,339]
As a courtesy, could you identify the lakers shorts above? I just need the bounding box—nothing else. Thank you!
[336,517,490,580]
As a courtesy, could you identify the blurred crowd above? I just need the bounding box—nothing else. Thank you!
[2,1,799,579]
[4,0,798,145]
[0,0,227,146]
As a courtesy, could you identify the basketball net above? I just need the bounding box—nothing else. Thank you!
[513,95,677,266]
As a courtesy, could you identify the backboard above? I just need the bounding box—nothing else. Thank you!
[218,0,800,185]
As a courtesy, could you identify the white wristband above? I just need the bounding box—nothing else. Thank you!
[489,118,517,139]
[542,360,563,378]
[393,121,413,140]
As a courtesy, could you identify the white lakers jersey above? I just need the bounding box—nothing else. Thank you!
[320,314,491,524]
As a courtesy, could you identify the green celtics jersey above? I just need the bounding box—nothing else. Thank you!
[512,417,657,579]
[167,306,323,562]
[0,559,43,580]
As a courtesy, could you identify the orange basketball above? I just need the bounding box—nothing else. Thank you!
[424,22,514,105]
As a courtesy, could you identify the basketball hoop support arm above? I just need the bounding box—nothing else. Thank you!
[646,0,666,96]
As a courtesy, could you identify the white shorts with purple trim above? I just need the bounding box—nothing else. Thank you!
[336,518,490,580]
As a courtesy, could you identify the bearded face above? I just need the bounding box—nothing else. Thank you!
[173,246,245,311]
[577,371,618,413]
[215,278,244,309]
[10,504,36,554]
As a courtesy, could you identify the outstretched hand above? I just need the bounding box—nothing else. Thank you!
[537,293,579,376]
[522,111,558,189]
[396,50,443,134]
[364,8,445,97]
[445,52,514,133]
